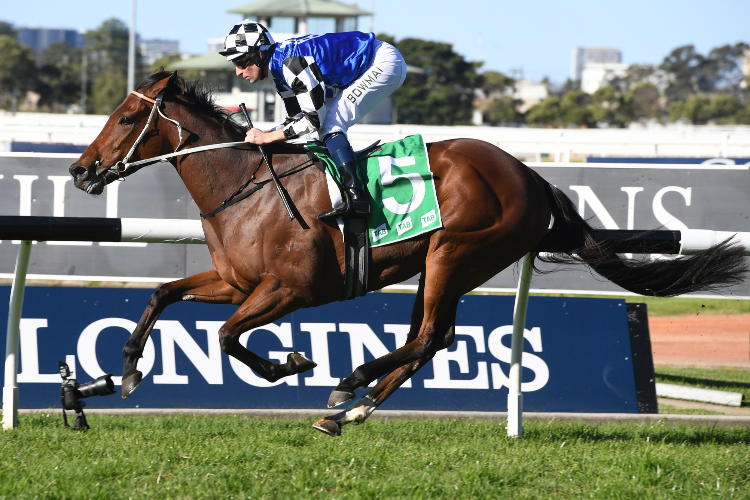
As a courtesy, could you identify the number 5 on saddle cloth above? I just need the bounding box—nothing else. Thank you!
[307,134,443,299]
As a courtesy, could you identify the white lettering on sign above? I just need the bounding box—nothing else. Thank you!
[372,223,388,242]
[487,326,549,392]
[152,320,223,385]
[378,156,425,215]
[653,186,692,231]
[17,318,553,395]
[396,216,412,236]
[229,322,300,387]
[301,323,340,386]
[100,181,147,247]
[421,209,436,228]
[46,176,93,247]
[423,326,489,389]
[339,323,392,387]
[383,324,411,387]
[17,319,62,383]
[77,318,156,385]
[568,185,619,229]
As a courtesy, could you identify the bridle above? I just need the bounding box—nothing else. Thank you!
[100,89,315,219]
[100,90,247,180]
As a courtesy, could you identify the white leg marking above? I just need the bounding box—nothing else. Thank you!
[342,396,378,425]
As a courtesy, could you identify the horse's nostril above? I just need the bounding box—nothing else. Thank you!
[71,165,87,178]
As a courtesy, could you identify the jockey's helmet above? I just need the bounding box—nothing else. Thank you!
[219,20,275,68]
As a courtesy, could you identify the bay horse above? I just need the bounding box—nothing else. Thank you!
[70,71,746,436]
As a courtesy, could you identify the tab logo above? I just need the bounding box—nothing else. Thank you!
[396,216,412,236]
[421,209,437,228]
[372,224,388,242]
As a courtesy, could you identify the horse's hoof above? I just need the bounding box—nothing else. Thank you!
[121,371,143,399]
[288,352,317,374]
[328,390,356,408]
[312,418,341,437]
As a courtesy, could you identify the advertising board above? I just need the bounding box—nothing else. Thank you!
[1,287,656,413]
[0,153,747,295]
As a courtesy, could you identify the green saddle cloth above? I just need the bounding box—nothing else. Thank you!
[307,135,443,247]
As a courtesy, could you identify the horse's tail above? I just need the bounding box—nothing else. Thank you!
[531,182,748,297]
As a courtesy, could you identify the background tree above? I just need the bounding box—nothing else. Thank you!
[0,33,37,111]
[589,85,623,126]
[85,18,136,114]
[0,21,16,38]
[36,42,83,112]
[378,34,481,125]
[479,70,520,125]
[525,96,561,126]
[621,82,662,122]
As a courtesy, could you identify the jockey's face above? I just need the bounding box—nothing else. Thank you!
[236,63,263,83]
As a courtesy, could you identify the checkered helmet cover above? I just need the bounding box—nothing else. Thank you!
[219,20,275,61]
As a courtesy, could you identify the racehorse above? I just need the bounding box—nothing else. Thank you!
[69,70,746,436]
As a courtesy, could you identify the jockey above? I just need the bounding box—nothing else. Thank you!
[219,20,407,220]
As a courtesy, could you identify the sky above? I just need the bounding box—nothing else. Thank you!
[1,0,748,85]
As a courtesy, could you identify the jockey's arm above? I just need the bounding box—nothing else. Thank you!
[244,127,285,145]
[243,56,328,146]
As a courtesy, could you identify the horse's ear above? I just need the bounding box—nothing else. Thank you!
[149,71,177,95]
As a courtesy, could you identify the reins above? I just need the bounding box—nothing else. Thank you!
[112,90,313,219]
[199,155,315,219]
[105,90,247,177]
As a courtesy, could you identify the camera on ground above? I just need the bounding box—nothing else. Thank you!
[58,361,116,430]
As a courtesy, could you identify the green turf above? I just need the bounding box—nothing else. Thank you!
[533,294,750,317]
[457,290,750,317]
[655,366,750,407]
[1,415,750,499]
[656,404,726,415]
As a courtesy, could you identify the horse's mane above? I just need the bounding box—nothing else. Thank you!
[136,71,248,137]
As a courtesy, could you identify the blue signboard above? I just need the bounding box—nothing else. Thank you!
[1,287,653,413]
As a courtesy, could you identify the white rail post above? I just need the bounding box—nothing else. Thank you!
[2,240,32,430]
[507,253,533,438]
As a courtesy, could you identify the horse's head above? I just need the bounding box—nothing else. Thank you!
[69,70,180,195]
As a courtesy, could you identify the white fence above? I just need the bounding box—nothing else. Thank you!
[3,112,750,159]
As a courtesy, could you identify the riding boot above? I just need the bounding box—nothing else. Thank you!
[318,132,370,221]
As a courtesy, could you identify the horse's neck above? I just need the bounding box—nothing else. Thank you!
[172,112,261,215]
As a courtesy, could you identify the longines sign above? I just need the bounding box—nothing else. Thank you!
[2,289,654,413]
[0,154,747,294]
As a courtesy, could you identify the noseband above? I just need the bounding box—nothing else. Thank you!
[102,90,246,179]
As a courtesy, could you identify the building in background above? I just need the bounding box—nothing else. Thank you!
[514,79,549,114]
[16,26,86,54]
[571,47,628,94]
[171,0,408,125]
[139,39,180,66]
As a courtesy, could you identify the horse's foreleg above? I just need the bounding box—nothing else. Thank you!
[122,270,245,398]
[217,276,317,384]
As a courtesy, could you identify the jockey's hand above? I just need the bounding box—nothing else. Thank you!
[244,128,285,145]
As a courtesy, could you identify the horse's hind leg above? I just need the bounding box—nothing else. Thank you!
[215,275,317,384]
[313,327,455,436]
[327,264,459,408]
[122,270,247,398]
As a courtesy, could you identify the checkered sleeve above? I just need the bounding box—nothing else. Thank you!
[274,56,327,140]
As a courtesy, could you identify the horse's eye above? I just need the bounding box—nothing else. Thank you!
[119,116,134,126]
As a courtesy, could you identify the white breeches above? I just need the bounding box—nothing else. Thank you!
[318,40,407,138]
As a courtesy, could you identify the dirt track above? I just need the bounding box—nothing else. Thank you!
[650,314,750,366]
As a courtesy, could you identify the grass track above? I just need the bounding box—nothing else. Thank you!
[1,415,749,499]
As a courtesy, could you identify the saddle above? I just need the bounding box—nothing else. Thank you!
[307,140,381,300]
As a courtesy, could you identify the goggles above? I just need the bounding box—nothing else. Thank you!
[232,52,254,69]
